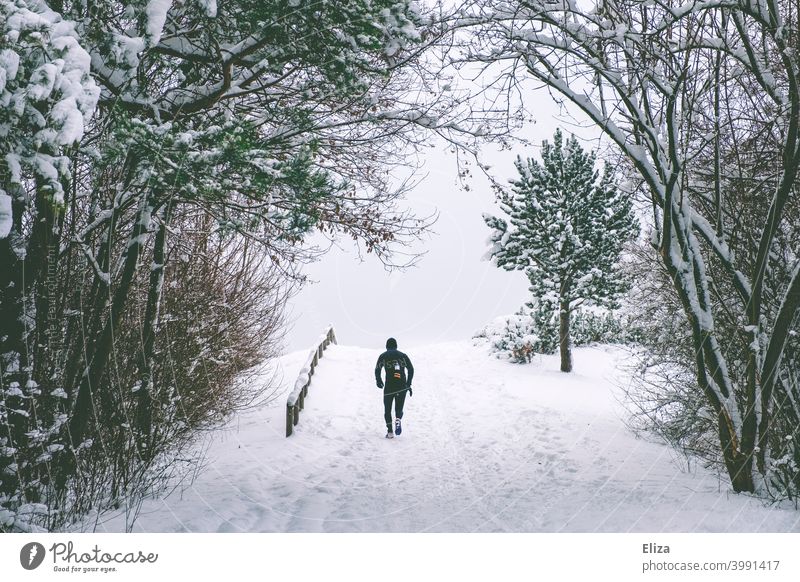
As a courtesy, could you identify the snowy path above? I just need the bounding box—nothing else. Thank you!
[93,343,800,532]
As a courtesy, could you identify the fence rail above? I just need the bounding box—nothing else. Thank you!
[285,325,337,437]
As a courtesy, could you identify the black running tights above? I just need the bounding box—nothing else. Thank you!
[383,388,407,430]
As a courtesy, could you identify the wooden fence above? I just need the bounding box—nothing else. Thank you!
[285,325,337,437]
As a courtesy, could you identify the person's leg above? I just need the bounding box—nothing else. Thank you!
[383,391,394,432]
[395,390,407,420]
[393,389,407,435]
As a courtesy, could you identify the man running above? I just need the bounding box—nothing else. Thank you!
[375,337,414,439]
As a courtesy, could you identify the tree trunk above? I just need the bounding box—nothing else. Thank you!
[559,299,572,373]
[136,200,171,452]
[62,205,118,400]
[31,196,62,383]
[718,410,755,493]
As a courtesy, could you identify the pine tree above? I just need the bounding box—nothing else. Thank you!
[484,129,638,372]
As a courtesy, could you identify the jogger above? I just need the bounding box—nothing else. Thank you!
[375,337,414,438]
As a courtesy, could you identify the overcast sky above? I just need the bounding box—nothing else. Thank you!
[283,89,602,353]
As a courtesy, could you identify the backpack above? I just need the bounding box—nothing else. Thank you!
[384,355,406,385]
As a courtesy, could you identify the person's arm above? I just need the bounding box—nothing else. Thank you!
[405,354,414,386]
[375,354,384,388]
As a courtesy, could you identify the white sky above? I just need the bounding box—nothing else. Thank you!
[284,87,602,352]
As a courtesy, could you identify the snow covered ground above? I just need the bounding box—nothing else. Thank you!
[86,342,800,533]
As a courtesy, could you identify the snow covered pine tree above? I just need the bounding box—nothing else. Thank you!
[484,129,637,372]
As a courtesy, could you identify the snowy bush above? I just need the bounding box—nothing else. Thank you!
[474,309,548,364]
[475,304,640,363]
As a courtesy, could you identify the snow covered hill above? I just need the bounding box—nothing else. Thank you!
[89,342,800,532]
